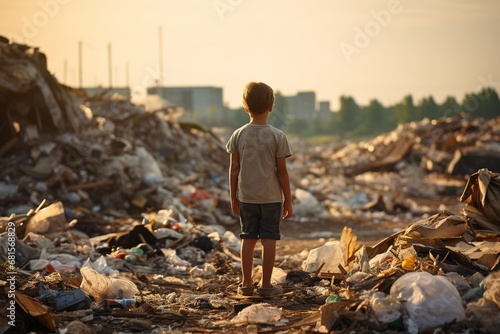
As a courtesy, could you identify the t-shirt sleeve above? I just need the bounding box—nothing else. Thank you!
[276,133,292,158]
[226,133,238,154]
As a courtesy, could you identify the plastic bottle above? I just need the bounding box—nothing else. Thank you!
[105,298,136,308]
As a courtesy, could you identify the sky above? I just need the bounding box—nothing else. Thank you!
[1,0,500,110]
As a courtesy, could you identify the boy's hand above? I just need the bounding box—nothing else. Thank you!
[231,198,240,216]
[282,200,292,220]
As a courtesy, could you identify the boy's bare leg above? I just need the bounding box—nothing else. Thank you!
[260,238,277,289]
[241,238,258,288]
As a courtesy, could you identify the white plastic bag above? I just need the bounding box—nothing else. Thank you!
[106,278,139,299]
[82,255,115,275]
[369,291,401,324]
[252,265,287,285]
[302,241,344,274]
[161,248,190,268]
[231,303,282,324]
[80,267,111,302]
[390,271,465,332]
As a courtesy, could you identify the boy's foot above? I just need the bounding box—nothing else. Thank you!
[237,284,254,296]
[257,284,283,297]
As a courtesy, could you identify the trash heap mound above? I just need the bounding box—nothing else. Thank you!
[289,113,500,231]
[0,36,231,235]
[305,168,500,333]
[1,38,500,334]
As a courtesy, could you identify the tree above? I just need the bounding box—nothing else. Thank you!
[366,99,387,133]
[418,96,441,120]
[462,87,500,119]
[337,95,359,135]
[269,91,288,129]
[440,96,462,118]
[285,117,308,135]
[395,95,416,124]
[477,87,500,119]
[231,107,248,127]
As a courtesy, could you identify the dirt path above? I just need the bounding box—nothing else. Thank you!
[225,194,466,257]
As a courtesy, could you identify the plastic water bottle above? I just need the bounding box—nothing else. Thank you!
[106,298,136,308]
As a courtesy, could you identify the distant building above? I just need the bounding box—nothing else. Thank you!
[284,91,316,118]
[318,101,331,113]
[317,101,332,120]
[145,86,331,126]
[148,86,224,124]
[82,86,131,99]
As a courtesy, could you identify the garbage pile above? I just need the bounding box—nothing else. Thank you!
[0,37,231,233]
[1,37,500,333]
[0,170,499,333]
[303,168,500,333]
[289,114,500,226]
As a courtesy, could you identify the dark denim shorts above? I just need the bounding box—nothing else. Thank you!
[239,202,282,240]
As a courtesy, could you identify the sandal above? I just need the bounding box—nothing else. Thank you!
[237,284,254,296]
[257,284,283,297]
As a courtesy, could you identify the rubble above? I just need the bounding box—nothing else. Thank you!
[1,37,500,333]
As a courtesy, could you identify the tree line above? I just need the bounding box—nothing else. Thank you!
[220,87,500,140]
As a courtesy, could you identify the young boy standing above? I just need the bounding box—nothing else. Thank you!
[226,82,293,297]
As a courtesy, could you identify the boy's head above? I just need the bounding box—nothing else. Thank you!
[242,82,274,115]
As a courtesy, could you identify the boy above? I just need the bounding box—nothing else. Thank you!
[226,82,293,297]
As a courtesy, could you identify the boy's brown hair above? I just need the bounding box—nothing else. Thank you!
[242,82,275,114]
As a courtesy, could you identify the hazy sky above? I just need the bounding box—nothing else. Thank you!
[1,0,499,110]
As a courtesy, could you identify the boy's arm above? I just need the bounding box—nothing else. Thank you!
[276,156,292,219]
[229,153,240,215]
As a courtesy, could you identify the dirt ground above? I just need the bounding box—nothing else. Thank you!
[17,195,468,333]
[226,193,466,256]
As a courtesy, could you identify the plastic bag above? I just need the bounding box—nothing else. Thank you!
[24,201,67,235]
[82,255,114,275]
[294,188,323,216]
[80,267,111,302]
[106,278,139,299]
[231,303,282,324]
[252,266,287,285]
[161,248,190,267]
[137,147,163,186]
[369,291,401,324]
[302,241,344,274]
[0,233,40,266]
[390,271,465,332]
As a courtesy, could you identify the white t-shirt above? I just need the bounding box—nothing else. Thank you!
[226,124,292,203]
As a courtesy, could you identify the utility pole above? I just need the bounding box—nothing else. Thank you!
[64,59,67,84]
[78,40,82,88]
[158,26,163,88]
[108,42,112,89]
[125,62,130,88]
